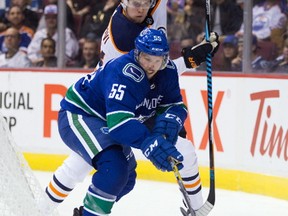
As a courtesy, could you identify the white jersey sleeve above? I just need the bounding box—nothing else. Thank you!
[149,0,167,32]
[173,57,195,75]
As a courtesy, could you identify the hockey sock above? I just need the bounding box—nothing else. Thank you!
[176,137,204,210]
[180,172,203,210]
[83,186,116,216]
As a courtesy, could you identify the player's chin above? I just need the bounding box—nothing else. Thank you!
[146,71,157,78]
[135,16,146,23]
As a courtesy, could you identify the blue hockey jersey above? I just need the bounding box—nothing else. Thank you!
[61,51,187,149]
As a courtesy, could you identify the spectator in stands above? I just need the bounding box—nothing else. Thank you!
[5,5,34,37]
[66,0,95,39]
[66,0,91,17]
[211,0,243,36]
[279,0,287,14]
[78,0,119,43]
[0,0,40,31]
[30,0,43,12]
[0,27,31,67]
[270,36,288,73]
[72,36,100,69]
[27,4,79,65]
[167,0,186,41]
[231,34,272,72]
[167,0,185,23]
[0,1,8,32]
[33,37,57,67]
[213,34,238,71]
[0,5,34,53]
[237,0,287,54]
[180,0,205,43]
[37,0,75,35]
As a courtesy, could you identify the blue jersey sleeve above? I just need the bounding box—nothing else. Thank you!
[155,60,188,123]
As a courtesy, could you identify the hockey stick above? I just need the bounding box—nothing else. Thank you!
[169,157,196,216]
[201,0,216,214]
[169,154,214,216]
[172,1,216,215]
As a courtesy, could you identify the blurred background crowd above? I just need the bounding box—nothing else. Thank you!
[0,0,287,73]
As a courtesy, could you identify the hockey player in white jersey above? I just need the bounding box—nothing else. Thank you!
[41,1,219,215]
[99,0,205,73]
[99,0,166,67]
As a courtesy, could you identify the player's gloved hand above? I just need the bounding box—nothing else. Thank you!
[153,113,183,145]
[141,135,183,171]
[181,32,219,68]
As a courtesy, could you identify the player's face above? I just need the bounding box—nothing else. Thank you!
[125,0,151,23]
[139,52,164,79]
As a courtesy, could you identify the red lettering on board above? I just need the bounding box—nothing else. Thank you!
[250,90,288,161]
[199,90,224,152]
[44,84,67,137]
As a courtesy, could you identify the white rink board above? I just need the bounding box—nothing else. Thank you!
[0,70,287,179]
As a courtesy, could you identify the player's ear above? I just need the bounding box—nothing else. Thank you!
[160,55,169,70]
[134,49,140,62]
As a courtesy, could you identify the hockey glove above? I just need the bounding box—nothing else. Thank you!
[153,113,183,145]
[141,135,183,172]
[181,32,219,68]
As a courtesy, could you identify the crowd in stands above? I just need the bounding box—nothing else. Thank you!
[169,0,288,73]
[0,0,287,73]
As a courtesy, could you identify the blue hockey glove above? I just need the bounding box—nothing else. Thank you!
[182,32,219,68]
[153,113,183,145]
[141,135,183,172]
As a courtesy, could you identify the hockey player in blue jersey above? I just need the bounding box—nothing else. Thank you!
[60,28,184,215]
[40,28,218,216]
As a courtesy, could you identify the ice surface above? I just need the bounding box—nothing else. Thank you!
[35,171,288,216]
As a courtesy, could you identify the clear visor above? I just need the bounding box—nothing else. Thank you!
[126,0,152,9]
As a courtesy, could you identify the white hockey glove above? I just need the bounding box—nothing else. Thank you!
[181,32,219,68]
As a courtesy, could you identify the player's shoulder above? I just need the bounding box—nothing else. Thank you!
[164,59,178,74]
[156,59,179,81]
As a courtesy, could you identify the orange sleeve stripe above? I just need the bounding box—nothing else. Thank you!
[184,178,201,189]
[49,182,68,198]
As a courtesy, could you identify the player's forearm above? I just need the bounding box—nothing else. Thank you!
[108,119,150,149]
[173,57,196,76]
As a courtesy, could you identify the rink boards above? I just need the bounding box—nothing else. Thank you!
[0,68,287,201]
